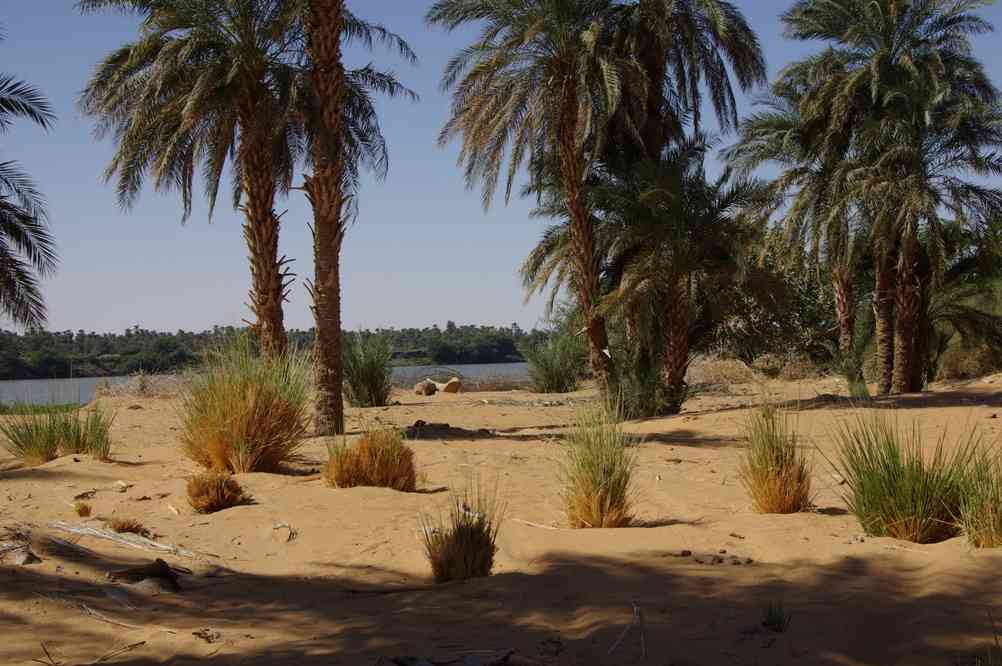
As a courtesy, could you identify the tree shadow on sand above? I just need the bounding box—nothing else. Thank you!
[3,536,1001,666]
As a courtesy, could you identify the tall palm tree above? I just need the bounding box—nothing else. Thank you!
[0,43,58,328]
[601,136,763,413]
[79,0,306,356]
[299,1,415,435]
[428,0,640,390]
[780,0,1000,394]
[607,0,766,161]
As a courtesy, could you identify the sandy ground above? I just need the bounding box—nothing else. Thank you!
[2,374,1002,665]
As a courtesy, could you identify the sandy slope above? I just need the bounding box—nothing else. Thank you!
[1,375,1001,665]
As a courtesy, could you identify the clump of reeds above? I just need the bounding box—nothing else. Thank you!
[958,451,1002,549]
[420,478,504,583]
[187,472,250,514]
[180,337,310,473]
[739,405,812,514]
[831,413,977,544]
[561,406,636,528]
[343,333,394,407]
[0,406,114,464]
[520,332,583,394]
[325,429,416,492]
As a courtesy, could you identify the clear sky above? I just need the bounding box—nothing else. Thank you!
[4,1,1002,334]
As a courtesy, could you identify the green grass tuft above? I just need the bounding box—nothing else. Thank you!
[343,333,394,407]
[762,600,792,633]
[830,413,978,544]
[520,332,584,394]
[0,406,114,464]
[959,451,1002,549]
[561,406,636,528]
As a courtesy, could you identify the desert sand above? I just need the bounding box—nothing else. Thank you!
[2,374,1002,665]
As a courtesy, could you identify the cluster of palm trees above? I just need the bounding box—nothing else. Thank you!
[77,0,416,434]
[3,0,1001,425]
[436,0,1002,413]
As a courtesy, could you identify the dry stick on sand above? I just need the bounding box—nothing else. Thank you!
[88,641,147,665]
[608,604,647,659]
[48,521,195,558]
[511,518,566,531]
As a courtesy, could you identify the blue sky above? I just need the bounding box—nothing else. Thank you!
[4,1,1002,334]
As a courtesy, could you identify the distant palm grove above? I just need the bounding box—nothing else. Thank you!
[2,1,1001,418]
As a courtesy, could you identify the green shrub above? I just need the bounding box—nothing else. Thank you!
[0,406,114,464]
[180,337,311,473]
[421,478,503,583]
[520,332,584,394]
[325,429,417,491]
[959,451,1002,548]
[561,407,636,528]
[343,333,394,407]
[830,414,978,543]
[608,348,668,419]
[739,406,812,514]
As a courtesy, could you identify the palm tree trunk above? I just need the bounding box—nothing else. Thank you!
[238,111,287,357]
[662,274,689,415]
[832,265,855,357]
[892,230,921,395]
[557,89,610,390]
[305,0,347,435]
[873,250,895,395]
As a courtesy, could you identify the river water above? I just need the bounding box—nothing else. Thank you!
[0,362,531,405]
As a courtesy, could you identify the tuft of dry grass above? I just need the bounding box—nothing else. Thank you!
[420,478,504,583]
[73,502,92,518]
[325,429,417,492]
[187,472,250,514]
[180,338,310,473]
[105,517,150,538]
[561,406,636,528]
[739,405,813,514]
[688,356,755,388]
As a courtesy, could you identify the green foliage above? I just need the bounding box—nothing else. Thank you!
[561,406,636,528]
[607,347,669,420]
[180,336,311,473]
[959,451,1002,549]
[0,402,78,415]
[762,600,792,634]
[420,477,503,583]
[343,333,393,407]
[520,331,584,394]
[830,414,978,544]
[740,406,812,514]
[0,405,114,464]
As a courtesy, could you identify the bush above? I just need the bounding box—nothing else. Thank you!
[608,348,669,419]
[561,407,636,528]
[73,502,92,517]
[739,406,812,514]
[106,517,150,537]
[187,472,250,514]
[688,356,755,386]
[343,333,394,407]
[325,429,416,491]
[421,478,503,583]
[0,406,114,464]
[520,332,584,393]
[180,338,310,473]
[959,451,1002,548]
[762,600,792,633]
[830,414,978,543]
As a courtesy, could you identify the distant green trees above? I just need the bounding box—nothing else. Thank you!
[0,324,538,380]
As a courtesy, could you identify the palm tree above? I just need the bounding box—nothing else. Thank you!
[607,0,766,160]
[79,0,306,356]
[299,1,415,435]
[0,45,58,328]
[600,136,763,413]
[428,0,641,390]
[780,0,1001,394]
[727,78,864,359]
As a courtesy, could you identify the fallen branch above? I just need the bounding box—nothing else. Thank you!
[89,641,147,664]
[511,518,565,531]
[48,522,195,558]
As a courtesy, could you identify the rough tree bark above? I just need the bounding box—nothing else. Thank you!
[892,230,921,395]
[305,0,347,435]
[557,85,611,390]
[238,106,288,357]
[831,265,855,357]
[873,249,896,396]
[662,274,689,415]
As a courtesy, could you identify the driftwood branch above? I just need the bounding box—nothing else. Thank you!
[47,522,195,558]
